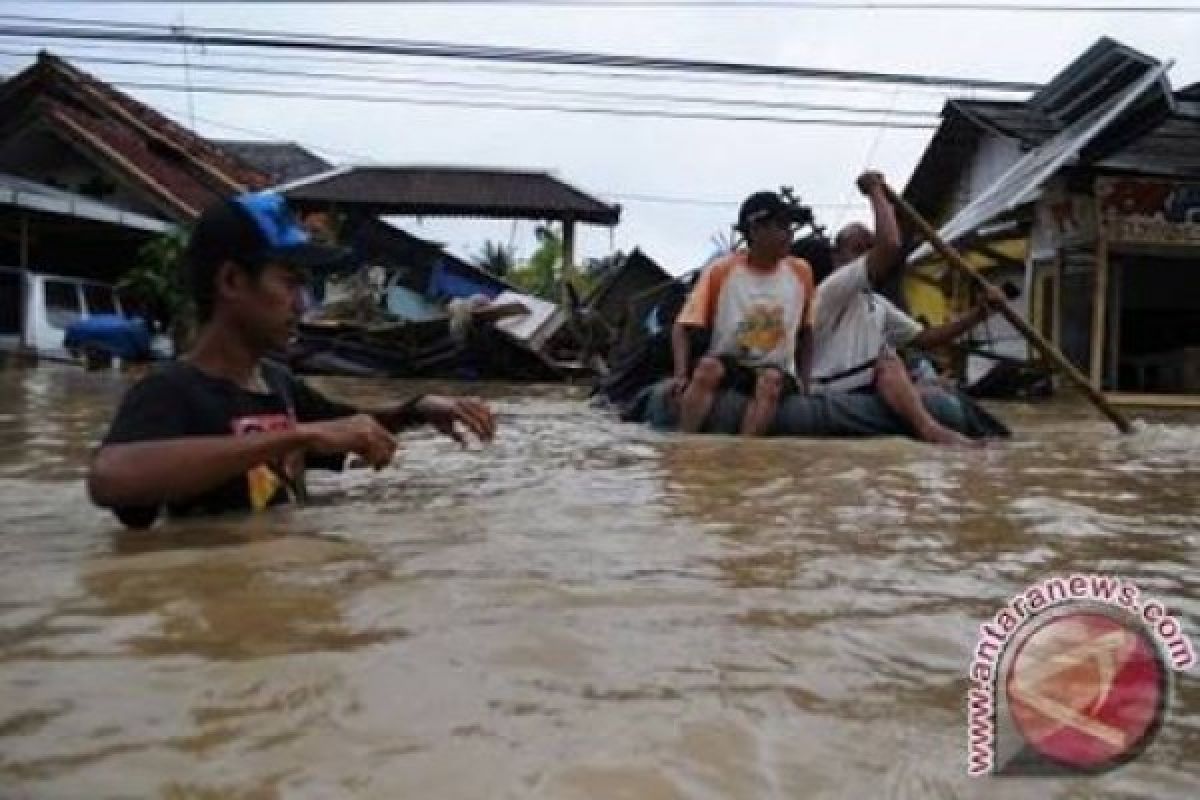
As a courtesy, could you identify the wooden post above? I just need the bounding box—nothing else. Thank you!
[561,215,576,305]
[1090,233,1109,389]
[1107,259,1122,390]
[18,212,29,268]
[1052,251,1063,348]
[884,183,1133,434]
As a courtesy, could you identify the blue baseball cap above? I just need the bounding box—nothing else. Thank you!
[188,191,350,272]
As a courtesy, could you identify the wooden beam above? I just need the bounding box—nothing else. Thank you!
[561,216,576,304]
[1052,251,1063,349]
[1090,233,1109,390]
[69,70,249,194]
[49,109,197,220]
[18,212,28,268]
[1107,259,1122,390]
[1106,393,1200,409]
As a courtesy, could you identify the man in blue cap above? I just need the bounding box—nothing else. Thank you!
[88,192,496,528]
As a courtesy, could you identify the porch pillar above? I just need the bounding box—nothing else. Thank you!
[561,215,576,303]
[18,212,29,268]
[1090,233,1109,389]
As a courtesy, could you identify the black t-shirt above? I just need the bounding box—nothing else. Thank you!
[101,360,356,527]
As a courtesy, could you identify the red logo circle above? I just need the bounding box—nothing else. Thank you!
[1005,611,1166,771]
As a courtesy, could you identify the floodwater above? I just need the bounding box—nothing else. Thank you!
[0,365,1197,799]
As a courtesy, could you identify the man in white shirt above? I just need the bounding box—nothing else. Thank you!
[813,172,1002,445]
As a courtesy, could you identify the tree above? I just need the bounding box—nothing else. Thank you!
[474,240,516,277]
[508,224,563,301]
[118,231,193,350]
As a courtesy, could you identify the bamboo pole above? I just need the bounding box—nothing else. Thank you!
[883,183,1134,434]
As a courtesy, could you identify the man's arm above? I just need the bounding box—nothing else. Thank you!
[88,415,396,509]
[860,172,902,286]
[670,264,720,394]
[795,326,814,393]
[90,430,311,509]
[370,395,496,446]
[671,322,694,388]
[909,285,1002,350]
[288,372,496,447]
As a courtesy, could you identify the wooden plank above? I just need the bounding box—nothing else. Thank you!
[1106,393,1200,409]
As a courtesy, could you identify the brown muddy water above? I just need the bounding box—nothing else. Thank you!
[0,366,1197,799]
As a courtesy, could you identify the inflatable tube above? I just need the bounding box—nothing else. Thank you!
[622,378,1009,439]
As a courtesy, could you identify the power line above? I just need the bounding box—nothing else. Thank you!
[0,18,1042,91]
[0,49,942,118]
[146,101,868,209]
[28,1,1200,10]
[113,78,942,127]
[608,192,866,208]
[0,36,983,97]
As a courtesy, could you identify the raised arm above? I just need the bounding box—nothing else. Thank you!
[859,171,901,286]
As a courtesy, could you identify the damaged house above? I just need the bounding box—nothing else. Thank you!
[902,37,1200,406]
[0,52,625,380]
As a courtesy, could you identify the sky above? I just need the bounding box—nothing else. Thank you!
[3,1,1198,272]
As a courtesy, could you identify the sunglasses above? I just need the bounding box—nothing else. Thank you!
[747,214,795,231]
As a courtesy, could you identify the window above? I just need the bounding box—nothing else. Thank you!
[83,284,117,315]
[44,280,82,329]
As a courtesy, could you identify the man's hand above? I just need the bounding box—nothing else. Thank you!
[856,170,886,197]
[979,283,1006,312]
[669,369,690,399]
[299,414,397,469]
[414,395,496,447]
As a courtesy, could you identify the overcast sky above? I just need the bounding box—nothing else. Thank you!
[5,2,1198,271]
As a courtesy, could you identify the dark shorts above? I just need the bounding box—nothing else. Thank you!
[706,355,799,397]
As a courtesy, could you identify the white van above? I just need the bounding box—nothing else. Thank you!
[0,267,129,362]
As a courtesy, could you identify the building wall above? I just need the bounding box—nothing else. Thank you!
[0,127,168,220]
[959,134,1024,209]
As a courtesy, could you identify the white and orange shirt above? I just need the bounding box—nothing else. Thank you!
[677,251,815,376]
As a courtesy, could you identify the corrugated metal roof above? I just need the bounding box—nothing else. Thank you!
[279,166,621,226]
[948,98,1200,179]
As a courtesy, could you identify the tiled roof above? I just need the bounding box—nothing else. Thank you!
[281,166,620,225]
[0,52,268,221]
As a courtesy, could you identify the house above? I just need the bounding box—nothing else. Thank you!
[902,38,1200,406]
[0,52,520,357]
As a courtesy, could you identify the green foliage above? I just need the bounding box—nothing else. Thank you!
[507,225,563,301]
[477,228,624,304]
[474,240,516,277]
[118,231,192,344]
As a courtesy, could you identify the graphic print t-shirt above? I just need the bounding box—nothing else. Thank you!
[101,361,355,527]
[676,252,814,376]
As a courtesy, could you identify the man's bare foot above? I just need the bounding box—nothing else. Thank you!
[918,423,985,448]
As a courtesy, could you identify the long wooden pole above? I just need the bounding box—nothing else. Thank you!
[883,184,1133,434]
